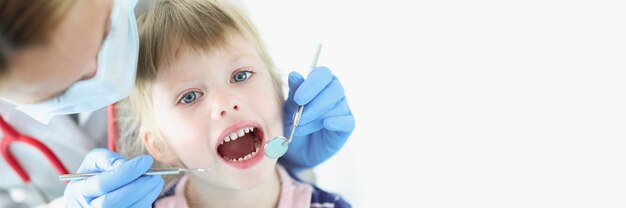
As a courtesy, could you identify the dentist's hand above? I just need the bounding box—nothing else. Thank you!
[64,148,164,207]
[280,67,355,172]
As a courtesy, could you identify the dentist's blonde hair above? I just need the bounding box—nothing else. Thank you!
[119,0,284,171]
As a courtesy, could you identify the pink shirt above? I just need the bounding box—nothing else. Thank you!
[154,165,313,208]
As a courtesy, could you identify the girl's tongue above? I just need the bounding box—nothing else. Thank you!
[217,132,259,161]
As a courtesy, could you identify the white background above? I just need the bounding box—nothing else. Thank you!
[243,0,626,207]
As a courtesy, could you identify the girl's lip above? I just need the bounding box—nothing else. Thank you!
[215,120,266,169]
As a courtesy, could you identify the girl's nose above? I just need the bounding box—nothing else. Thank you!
[217,104,239,118]
[210,89,241,120]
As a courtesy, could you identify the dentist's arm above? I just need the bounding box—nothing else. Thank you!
[279,67,355,173]
[64,148,164,207]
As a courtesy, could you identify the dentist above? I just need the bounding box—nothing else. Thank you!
[0,0,354,207]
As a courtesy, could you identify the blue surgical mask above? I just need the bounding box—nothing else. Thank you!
[15,0,139,124]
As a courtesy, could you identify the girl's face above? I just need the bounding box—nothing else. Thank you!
[148,33,283,189]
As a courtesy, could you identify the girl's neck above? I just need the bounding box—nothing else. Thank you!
[185,168,281,208]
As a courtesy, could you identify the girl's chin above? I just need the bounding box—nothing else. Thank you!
[193,160,277,190]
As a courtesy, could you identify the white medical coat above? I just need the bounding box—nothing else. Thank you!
[0,100,108,207]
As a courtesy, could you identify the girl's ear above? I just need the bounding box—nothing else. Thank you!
[143,131,178,164]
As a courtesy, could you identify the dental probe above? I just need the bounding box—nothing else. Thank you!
[59,168,209,182]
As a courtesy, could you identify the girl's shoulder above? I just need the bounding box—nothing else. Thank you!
[280,165,352,208]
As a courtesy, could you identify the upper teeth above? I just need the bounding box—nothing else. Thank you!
[222,127,254,144]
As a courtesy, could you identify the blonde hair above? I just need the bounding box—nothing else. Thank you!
[0,0,76,74]
[120,0,284,172]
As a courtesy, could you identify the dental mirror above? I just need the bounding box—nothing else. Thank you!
[264,44,322,159]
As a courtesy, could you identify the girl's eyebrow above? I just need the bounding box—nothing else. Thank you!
[230,53,258,66]
[165,78,201,97]
[162,52,258,96]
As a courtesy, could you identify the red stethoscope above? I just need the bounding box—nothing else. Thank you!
[0,104,119,203]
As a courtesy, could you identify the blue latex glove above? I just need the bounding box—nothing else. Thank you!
[64,148,164,207]
[279,67,355,172]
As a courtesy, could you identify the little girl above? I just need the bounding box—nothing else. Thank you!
[126,0,350,207]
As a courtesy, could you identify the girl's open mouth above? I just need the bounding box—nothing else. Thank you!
[216,123,265,169]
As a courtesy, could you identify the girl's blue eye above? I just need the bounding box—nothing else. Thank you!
[179,91,202,104]
[231,71,252,83]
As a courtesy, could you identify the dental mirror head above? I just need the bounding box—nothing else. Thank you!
[264,136,289,159]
